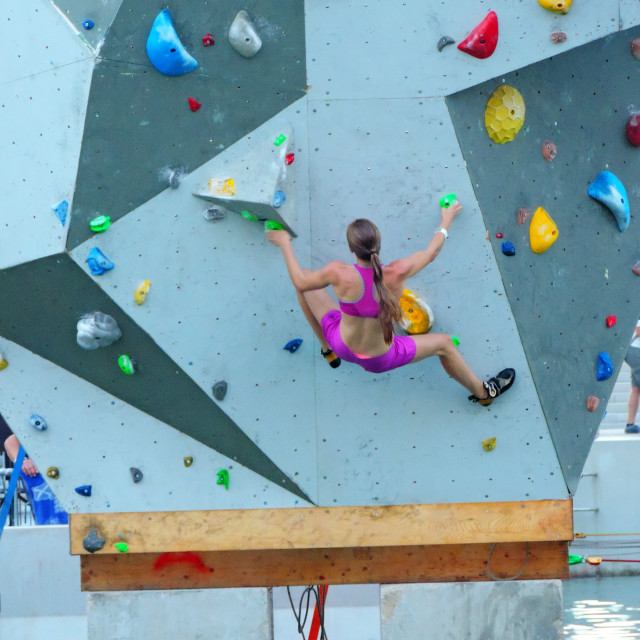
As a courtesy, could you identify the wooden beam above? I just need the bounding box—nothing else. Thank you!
[70,499,573,555]
[80,541,569,591]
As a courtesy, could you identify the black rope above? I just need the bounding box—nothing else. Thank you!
[286,586,329,640]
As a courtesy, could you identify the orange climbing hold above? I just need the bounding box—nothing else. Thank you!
[542,140,556,161]
[529,206,559,254]
[538,0,573,14]
[399,289,434,335]
[586,396,600,412]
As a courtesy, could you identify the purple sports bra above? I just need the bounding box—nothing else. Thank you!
[338,264,379,318]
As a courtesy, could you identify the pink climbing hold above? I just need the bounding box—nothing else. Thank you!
[542,140,556,162]
[285,153,295,165]
[626,114,640,146]
[188,97,202,112]
[551,32,567,44]
[605,315,617,328]
[457,11,499,59]
[631,38,640,60]
[203,33,215,47]
[517,208,530,226]
[634,260,640,276]
[586,396,600,412]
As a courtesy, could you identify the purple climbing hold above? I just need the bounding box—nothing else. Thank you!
[596,352,614,381]
[284,338,303,353]
[501,241,516,256]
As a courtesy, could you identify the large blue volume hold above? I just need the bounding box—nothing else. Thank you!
[146,10,198,77]
[588,171,630,232]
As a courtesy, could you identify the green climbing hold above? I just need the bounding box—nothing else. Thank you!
[118,355,136,375]
[451,336,460,347]
[568,554,583,565]
[114,542,129,553]
[89,215,111,233]
[265,220,284,231]
[241,210,259,221]
[440,193,456,208]
[274,134,287,146]
[217,469,229,490]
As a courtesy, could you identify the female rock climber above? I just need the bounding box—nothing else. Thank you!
[266,200,515,405]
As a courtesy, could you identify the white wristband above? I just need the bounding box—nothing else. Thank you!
[435,227,449,239]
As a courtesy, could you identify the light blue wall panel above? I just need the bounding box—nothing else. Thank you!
[308,97,567,505]
[305,0,622,100]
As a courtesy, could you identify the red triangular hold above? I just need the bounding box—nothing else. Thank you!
[188,97,202,112]
[457,11,499,59]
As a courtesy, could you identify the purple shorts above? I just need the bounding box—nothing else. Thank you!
[321,310,417,374]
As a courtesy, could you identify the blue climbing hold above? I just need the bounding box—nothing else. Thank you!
[284,338,303,353]
[588,171,630,232]
[75,485,92,497]
[82,20,95,30]
[52,200,68,226]
[596,351,614,381]
[29,414,47,431]
[272,190,286,209]
[146,10,198,77]
[86,247,114,275]
[501,241,516,256]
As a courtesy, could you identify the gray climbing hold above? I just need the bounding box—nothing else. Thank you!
[212,380,228,401]
[130,467,143,483]
[228,10,262,58]
[203,207,226,221]
[169,169,183,189]
[77,312,122,350]
[437,36,455,52]
[83,529,106,553]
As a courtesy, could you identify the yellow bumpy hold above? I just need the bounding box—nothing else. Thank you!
[134,280,151,305]
[538,0,572,14]
[399,289,434,335]
[485,85,525,144]
[482,437,497,451]
[529,206,559,254]
[0,354,8,370]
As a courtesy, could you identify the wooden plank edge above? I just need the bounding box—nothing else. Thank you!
[80,541,569,591]
[70,499,573,555]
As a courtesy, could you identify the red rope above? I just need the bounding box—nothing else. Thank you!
[308,585,328,640]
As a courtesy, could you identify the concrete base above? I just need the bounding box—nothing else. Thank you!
[381,581,563,640]
[87,589,273,640]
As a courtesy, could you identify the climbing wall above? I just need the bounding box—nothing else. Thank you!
[1,0,639,516]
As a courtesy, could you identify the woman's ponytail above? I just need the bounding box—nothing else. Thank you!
[370,252,402,345]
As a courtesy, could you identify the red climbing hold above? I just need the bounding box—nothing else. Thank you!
[495,232,504,239]
[188,97,202,112]
[626,114,640,146]
[457,11,499,59]
[203,33,215,47]
[631,38,640,60]
[285,153,295,165]
[542,140,557,162]
[551,32,567,44]
[605,315,617,328]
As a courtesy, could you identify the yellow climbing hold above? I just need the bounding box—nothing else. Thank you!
[485,85,525,144]
[0,354,8,370]
[47,467,60,479]
[209,178,235,196]
[538,0,572,14]
[134,280,151,305]
[529,206,559,254]
[399,289,434,335]
[482,437,497,451]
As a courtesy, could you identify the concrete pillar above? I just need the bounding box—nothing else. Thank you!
[87,588,273,640]
[381,580,563,640]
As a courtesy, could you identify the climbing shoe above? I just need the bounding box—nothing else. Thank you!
[468,368,516,406]
[321,348,341,369]
[625,424,640,434]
